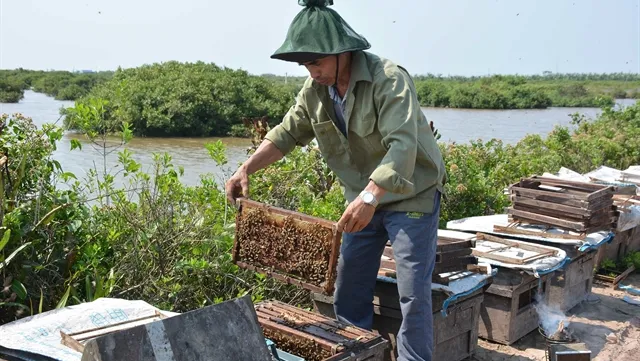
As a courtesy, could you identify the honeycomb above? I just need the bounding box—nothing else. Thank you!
[262,328,330,361]
[236,207,335,287]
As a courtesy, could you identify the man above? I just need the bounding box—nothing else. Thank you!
[225,1,446,360]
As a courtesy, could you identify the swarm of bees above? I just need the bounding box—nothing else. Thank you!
[236,208,335,287]
[262,328,330,361]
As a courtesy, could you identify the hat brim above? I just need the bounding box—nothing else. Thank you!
[270,52,333,64]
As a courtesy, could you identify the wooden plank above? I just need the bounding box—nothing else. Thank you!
[236,197,337,229]
[507,208,587,231]
[512,191,589,208]
[493,224,586,240]
[519,251,556,263]
[472,249,526,264]
[586,185,615,202]
[530,176,611,192]
[325,228,342,295]
[437,238,476,252]
[510,186,587,201]
[613,265,636,288]
[512,204,589,221]
[511,196,590,216]
[60,331,85,353]
[436,248,473,263]
[476,233,559,256]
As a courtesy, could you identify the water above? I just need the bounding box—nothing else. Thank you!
[1,91,637,187]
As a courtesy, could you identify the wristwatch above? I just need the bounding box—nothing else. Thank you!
[359,190,379,207]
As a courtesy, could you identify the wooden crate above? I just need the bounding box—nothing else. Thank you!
[507,176,616,234]
[232,198,342,295]
[311,281,487,361]
[255,300,388,361]
[547,251,596,312]
[380,230,479,285]
[478,268,551,345]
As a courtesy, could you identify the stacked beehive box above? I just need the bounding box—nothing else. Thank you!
[507,176,616,235]
[379,230,478,284]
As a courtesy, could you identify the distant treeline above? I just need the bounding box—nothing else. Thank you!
[0,69,113,102]
[413,72,640,82]
[2,65,639,137]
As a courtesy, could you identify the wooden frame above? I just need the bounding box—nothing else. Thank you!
[493,222,587,240]
[594,265,636,289]
[60,311,169,353]
[255,300,387,361]
[472,233,557,264]
[232,198,342,295]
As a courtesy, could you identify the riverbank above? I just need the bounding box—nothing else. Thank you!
[1,91,636,190]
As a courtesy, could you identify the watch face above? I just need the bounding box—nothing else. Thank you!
[363,192,374,203]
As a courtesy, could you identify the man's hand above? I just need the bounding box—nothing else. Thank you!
[223,139,286,206]
[337,197,376,233]
[337,180,386,233]
[225,168,249,205]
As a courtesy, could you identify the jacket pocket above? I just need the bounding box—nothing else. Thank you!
[312,121,345,157]
[349,110,385,156]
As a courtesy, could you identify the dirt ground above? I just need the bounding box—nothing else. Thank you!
[473,273,640,361]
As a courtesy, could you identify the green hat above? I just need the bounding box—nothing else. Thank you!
[271,0,371,63]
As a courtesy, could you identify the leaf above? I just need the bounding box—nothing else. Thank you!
[56,285,71,309]
[11,279,27,300]
[61,172,77,181]
[70,139,83,151]
[33,204,68,230]
[85,274,93,302]
[0,242,32,271]
[0,229,10,252]
[39,288,44,314]
[94,273,104,299]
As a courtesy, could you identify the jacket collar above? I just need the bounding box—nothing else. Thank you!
[311,50,372,92]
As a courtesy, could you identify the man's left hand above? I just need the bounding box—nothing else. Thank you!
[337,197,376,233]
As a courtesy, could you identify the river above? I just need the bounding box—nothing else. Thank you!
[0,91,636,187]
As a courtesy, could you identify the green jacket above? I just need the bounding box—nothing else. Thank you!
[264,50,447,214]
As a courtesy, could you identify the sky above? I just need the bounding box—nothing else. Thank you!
[1,0,639,77]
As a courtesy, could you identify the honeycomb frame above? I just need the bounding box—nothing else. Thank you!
[232,198,342,295]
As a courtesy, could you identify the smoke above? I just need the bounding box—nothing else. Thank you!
[534,292,568,337]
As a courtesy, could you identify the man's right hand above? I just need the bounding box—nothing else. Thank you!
[225,168,249,205]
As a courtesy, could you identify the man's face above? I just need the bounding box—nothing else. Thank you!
[302,56,336,86]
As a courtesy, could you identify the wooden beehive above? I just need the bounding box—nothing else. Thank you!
[507,176,616,234]
[379,230,478,285]
[255,300,388,361]
[233,198,342,295]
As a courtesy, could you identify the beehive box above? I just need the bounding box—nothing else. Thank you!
[547,250,596,312]
[311,285,486,361]
[255,300,388,361]
[507,176,616,234]
[233,198,342,295]
[479,267,552,345]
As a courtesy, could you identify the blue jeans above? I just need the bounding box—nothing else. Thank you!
[333,192,440,361]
